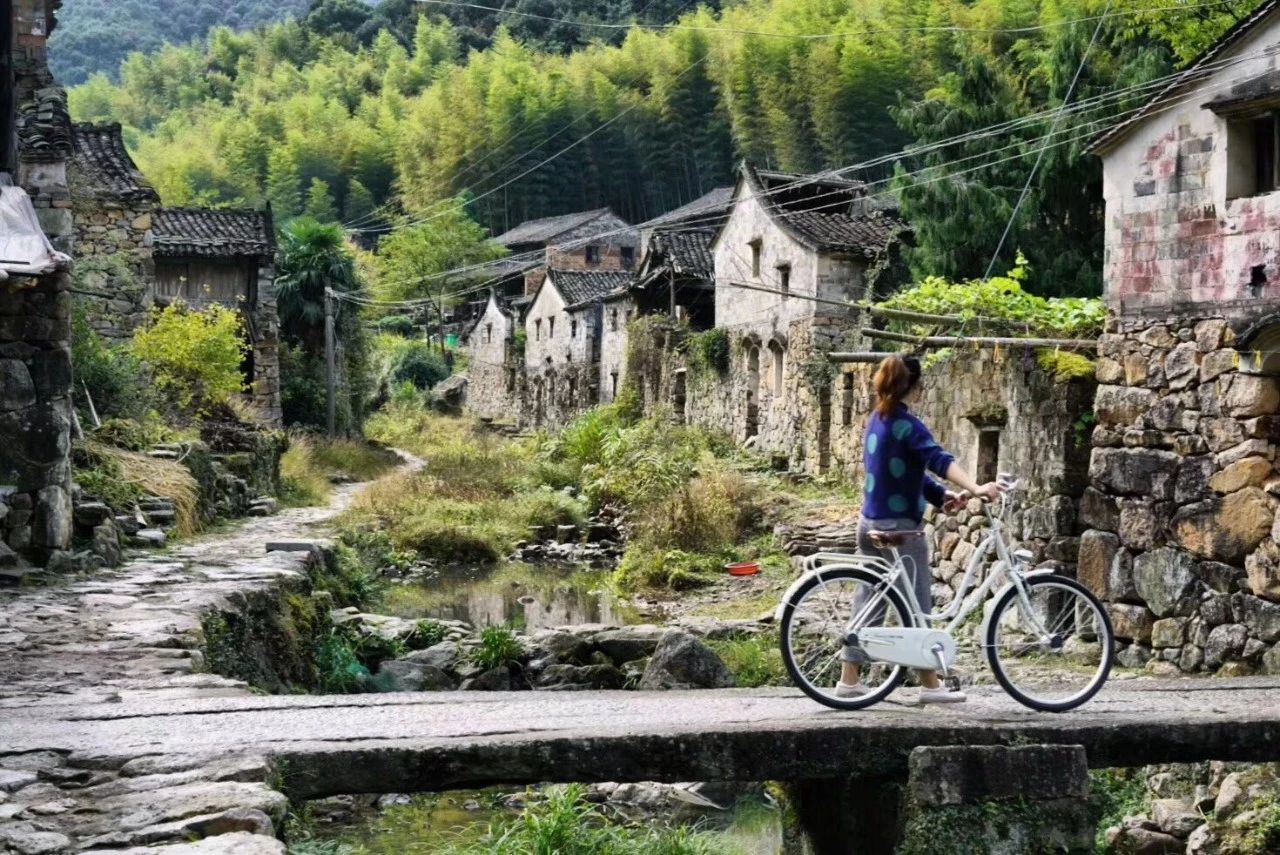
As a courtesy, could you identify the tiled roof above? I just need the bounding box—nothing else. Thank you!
[650,228,714,279]
[549,269,635,309]
[493,208,612,247]
[1090,0,1280,153]
[152,208,274,259]
[71,123,159,203]
[17,85,73,164]
[774,209,907,258]
[646,187,733,229]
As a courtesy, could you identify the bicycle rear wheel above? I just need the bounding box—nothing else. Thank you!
[985,574,1113,712]
[779,566,911,710]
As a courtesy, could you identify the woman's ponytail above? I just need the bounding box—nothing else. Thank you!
[873,354,922,415]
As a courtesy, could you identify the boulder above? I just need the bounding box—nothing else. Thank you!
[1203,623,1247,669]
[1173,489,1274,564]
[637,631,735,690]
[1106,820,1184,854]
[533,663,625,690]
[371,661,457,692]
[593,625,666,663]
[461,666,511,691]
[526,630,592,665]
[1209,457,1274,494]
[132,528,167,548]
[404,641,461,672]
[1150,617,1187,649]
[1132,548,1199,617]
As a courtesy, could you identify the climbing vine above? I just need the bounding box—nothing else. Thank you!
[687,328,730,376]
[800,358,838,397]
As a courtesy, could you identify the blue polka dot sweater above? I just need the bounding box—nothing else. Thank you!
[862,405,956,523]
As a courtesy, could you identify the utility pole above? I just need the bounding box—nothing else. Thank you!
[324,287,336,438]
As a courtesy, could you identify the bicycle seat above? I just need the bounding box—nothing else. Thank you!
[868,529,923,548]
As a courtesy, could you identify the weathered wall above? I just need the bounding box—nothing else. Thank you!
[1084,317,1280,675]
[1096,17,1280,673]
[66,186,153,340]
[522,278,603,429]
[1100,15,1280,322]
[463,295,521,421]
[2,0,75,567]
[598,296,632,404]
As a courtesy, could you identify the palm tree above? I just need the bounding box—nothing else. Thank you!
[276,217,359,356]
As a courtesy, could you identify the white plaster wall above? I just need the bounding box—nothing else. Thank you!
[524,281,569,371]
[713,191,820,332]
[464,294,517,420]
[598,297,632,403]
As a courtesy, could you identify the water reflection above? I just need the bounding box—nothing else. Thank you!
[382,562,640,630]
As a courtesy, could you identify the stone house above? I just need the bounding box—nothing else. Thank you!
[1,0,76,568]
[689,163,908,466]
[68,121,157,339]
[461,290,520,421]
[149,208,282,423]
[1090,1,1280,674]
[524,267,632,428]
[459,208,639,325]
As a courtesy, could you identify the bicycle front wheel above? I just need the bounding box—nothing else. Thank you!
[985,574,1114,712]
[780,566,911,710]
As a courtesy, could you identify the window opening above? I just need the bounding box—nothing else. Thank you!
[535,319,542,341]
[749,239,762,277]
[777,264,791,300]
[841,373,855,426]
[621,246,634,268]
[977,430,1000,484]
[585,245,601,265]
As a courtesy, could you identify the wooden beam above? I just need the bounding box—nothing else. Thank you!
[828,352,891,363]
[858,328,1096,351]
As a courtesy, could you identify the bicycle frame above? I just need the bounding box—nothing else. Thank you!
[784,491,1058,643]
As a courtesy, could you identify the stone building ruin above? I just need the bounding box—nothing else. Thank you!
[0,0,75,571]
[1090,1,1280,674]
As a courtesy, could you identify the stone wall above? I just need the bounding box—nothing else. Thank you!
[1083,316,1280,675]
[463,295,521,421]
[66,187,154,341]
[250,260,282,424]
[2,0,76,567]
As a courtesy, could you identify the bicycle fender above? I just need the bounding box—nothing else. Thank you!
[978,569,1059,640]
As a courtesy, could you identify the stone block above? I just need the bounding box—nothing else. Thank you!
[1124,353,1150,386]
[0,359,36,413]
[1096,357,1124,384]
[1095,385,1155,427]
[1195,319,1227,352]
[907,744,1088,807]
[1090,447,1180,499]
[1111,603,1155,643]
[1246,538,1280,602]
[1118,500,1164,551]
[1175,456,1214,503]
[1204,623,1247,668]
[1133,547,1199,617]
[1202,417,1245,452]
[1215,439,1275,468]
[1164,342,1200,389]
[1201,591,1233,626]
[1151,617,1187,648]
[1173,489,1274,564]
[1224,374,1280,417]
[1232,593,1280,642]
[1210,457,1274,494]
[1080,488,1119,531]
[1078,531,1118,598]
[1200,349,1236,382]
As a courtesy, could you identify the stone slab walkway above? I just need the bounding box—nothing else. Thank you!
[0,482,367,855]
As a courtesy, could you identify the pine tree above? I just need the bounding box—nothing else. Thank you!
[304,178,340,224]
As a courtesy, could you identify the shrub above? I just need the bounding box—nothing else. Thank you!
[376,314,416,336]
[615,547,726,591]
[71,307,154,423]
[411,619,448,648]
[516,489,587,531]
[391,339,449,390]
[128,302,248,415]
[279,342,327,430]
[91,415,175,451]
[688,328,730,375]
[472,625,522,670]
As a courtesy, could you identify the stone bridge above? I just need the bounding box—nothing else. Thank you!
[3,489,1280,854]
[6,681,1280,802]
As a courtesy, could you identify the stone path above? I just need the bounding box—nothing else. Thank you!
[0,480,369,854]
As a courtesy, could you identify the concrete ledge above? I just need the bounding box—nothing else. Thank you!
[908,744,1088,807]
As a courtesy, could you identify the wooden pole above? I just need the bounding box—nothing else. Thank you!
[858,328,1096,351]
[325,287,337,439]
[828,352,893,363]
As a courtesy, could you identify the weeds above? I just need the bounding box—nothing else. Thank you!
[281,434,400,507]
[1089,768,1149,853]
[708,633,787,688]
[472,625,522,671]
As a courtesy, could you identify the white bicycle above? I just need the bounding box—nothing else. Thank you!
[777,476,1114,712]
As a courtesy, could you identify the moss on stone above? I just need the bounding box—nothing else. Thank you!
[1036,349,1097,383]
[900,797,1093,855]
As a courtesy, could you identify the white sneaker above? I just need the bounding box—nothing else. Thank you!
[918,686,967,704]
[834,681,871,698]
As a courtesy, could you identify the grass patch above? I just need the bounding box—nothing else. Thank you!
[472,625,523,671]
[708,633,788,688]
[281,434,400,507]
[1088,768,1149,853]
[74,440,200,536]
[1035,349,1097,383]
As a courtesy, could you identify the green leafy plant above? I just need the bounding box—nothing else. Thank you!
[472,625,523,671]
[688,328,730,375]
[709,633,787,688]
[128,302,248,414]
[412,619,449,648]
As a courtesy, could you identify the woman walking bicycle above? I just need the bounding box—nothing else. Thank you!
[838,354,1003,703]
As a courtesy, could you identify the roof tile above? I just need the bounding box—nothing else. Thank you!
[152,208,274,259]
[549,269,634,309]
[71,122,159,204]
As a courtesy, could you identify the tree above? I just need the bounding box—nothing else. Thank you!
[304,177,340,223]
[277,217,359,353]
[373,204,507,352]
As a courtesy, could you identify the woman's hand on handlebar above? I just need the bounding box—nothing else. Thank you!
[942,490,969,513]
[973,481,1006,501]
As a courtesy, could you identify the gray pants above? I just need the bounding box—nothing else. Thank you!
[841,517,932,665]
